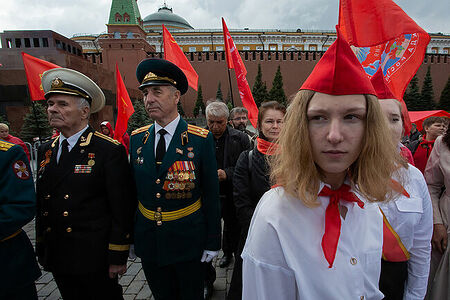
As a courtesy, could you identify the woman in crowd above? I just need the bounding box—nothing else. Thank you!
[241,29,405,299]
[373,69,433,300]
[425,125,450,299]
[227,101,286,300]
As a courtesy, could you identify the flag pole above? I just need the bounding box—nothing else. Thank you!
[226,68,234,106]
[24,86,43,142]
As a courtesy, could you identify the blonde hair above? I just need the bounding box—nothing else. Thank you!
[270,90,406,207]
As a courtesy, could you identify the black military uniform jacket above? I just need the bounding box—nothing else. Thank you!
[35,126,137,274]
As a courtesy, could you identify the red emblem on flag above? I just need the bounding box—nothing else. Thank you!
[12,160,30,180]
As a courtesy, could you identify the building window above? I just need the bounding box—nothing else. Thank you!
[127,32,133,38]
[323,46,329,51]
[123,13,130,22]
[24,38,31,48]
[431,48,438,54]
[202,46,210,51]
[77,48,82,56]
[42,38,49,47]
[62,42,67,50]
[189,47,196,52]
[256,46,263,50]
[15,38,22,48]
[114,32,120,39]
[215,46,223,51]
[68,45,72,53]
[115,13,122,22]
[443,48,449,54]
[55,39,62,49]
[269,45,277,51]
[5,38,12,48]
[243,46,250,50]
[33,38,40,47]
[310,45,317,51]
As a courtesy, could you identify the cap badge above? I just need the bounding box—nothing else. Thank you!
[51,78,63,88]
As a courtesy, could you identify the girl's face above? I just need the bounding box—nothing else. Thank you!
[379,99,403,146]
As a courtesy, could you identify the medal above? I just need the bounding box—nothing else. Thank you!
[179,183,185,190]
[88,153,95,166]
[167,172,173,180]
[187,152,194,159]
[189,172,196,180]
[174,182,180,190]
[137,147,142,155]
[176,148,183,155]
[166,193,172,199]
[168,182,175,191]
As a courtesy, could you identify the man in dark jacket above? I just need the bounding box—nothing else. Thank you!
[36,68,136,300]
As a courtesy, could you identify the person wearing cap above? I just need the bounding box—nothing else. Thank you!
[0,140,41,299]
[372,69,433,300]
[130,58,221,299]
[100,120,130,155]
[35,68,137,299]
[242,28,405,299]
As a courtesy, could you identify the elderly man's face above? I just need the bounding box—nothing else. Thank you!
[207,115,228,139]
[142,85,179,126]
[0,127,8,139]
[230,112,248,131]
[47,94,89,136]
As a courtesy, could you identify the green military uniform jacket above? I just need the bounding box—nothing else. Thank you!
[130,118,221,266]
[35,127,137,274]
[0,140,41,290]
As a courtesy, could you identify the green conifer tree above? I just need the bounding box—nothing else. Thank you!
[177,100,185,117]
[20,101,52,142]
[0,114,9,126]
[404,75,421,111]
[252,64,268,107]
[438,76,450,111]
[127,99,152,133]
[193,85,205,117]
[419,66,435,110]
[269,66,287,105]
[216,82,223,101]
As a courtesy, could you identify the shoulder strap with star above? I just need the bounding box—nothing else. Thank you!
[187,124,209,138]
[94,132,121,145]
[0,140,15,151]
[132,125,152,136]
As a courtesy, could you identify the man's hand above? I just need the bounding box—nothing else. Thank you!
[109,264,127,279]
[432,224,448,254]
[217,169,227,181]
[201,250,219,263]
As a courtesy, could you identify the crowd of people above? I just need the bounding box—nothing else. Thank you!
[1,29,449,300]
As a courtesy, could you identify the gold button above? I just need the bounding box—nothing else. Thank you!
[45,194,51,199]
[64,194,69,200]
[125,234,130,239]
[63,211,69,217]
[43,212,48,217]
[46,227,51,232]
[156,179,161,184]
[350,257,358,265]
[156,193,161,198]
[66,227,72,233]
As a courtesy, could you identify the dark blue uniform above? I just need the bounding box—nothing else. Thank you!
[0,140,41,300]
[130,120,221,299]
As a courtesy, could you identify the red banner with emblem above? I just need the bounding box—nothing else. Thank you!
[163,24,198,91]
[338,0,430,134]
[114,64,134,144]
[21,52,61,101]
[222,18,258,128]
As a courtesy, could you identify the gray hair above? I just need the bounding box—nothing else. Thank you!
[77,97,91,112]
[230,107,248,119]
[205,101,229,119]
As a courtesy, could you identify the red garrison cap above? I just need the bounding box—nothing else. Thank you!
[370,68,397,100]
[300,26,376,96]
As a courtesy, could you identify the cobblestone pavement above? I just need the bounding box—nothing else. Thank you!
[24,220,233,300]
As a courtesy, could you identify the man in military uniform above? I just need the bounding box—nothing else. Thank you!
[0,140,41,299]
[35,68,136,300]
[130,58,221,300]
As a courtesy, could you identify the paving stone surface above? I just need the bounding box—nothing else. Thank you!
[26,219,234,300]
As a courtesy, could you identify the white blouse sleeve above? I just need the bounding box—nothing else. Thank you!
[424,137,445,224]
[404,172,433,300]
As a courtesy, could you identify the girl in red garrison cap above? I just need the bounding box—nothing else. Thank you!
[242,28,406,300]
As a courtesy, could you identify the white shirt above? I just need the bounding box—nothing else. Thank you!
[242,184,384,300]
[154,114,180,155]
[57,125,89,162]
[379,165,433,300]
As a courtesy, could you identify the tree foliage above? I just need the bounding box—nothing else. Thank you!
[438,76,450,111]
[216,82,223,101]
[269,65,287,105]
[404,75,421,111]
[193,85,205,117]
[252,64,268,107]
[127,99,152,133]
[20,101,52,143]
[420,66,435,110]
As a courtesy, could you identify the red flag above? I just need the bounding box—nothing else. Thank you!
[338,0,430,134]
[21,52,60,101]
[163,25,198,91]
[222,18,258,128]
[114,64,134,145]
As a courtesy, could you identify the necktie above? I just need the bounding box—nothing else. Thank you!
[58,139,69,166]
[156,129,167,166]
[319,184,364,268]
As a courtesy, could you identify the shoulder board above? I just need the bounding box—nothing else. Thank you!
[132,125,151,136]
[0,140,15,151]
[94,132,120,145]
[187,124,209,138]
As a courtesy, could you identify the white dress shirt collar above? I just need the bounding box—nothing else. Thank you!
[59,125,89,152]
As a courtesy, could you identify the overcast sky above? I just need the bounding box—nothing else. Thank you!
[0,0,448,38]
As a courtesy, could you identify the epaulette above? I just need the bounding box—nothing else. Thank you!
[132,125,151,136]
[94,132,120,145]
[187,124,209,138]
[0,140,15,151]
